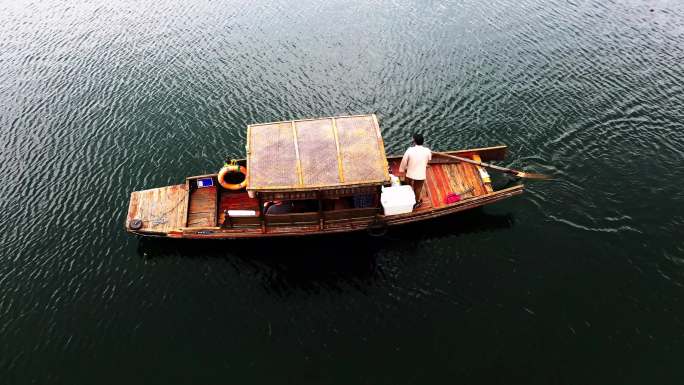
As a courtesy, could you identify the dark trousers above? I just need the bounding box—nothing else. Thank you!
[405,177,425,202]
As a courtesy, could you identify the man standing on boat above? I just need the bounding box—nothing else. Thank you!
[399,133,431,207]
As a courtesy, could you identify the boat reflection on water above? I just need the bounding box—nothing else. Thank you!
[135,209,515,292]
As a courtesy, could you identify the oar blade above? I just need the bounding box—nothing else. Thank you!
[516,171,553,180]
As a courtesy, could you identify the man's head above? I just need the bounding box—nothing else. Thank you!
[413,133,424,145]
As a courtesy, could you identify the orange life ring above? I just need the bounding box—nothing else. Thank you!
[218,164,248,190]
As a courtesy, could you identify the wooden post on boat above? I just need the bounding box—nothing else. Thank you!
[257,194,266,234]
[215,185,221,226]
[223,210,232,228]
[317,192,324,230]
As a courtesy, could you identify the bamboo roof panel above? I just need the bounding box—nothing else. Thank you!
[247,122,298,188]
[296,119,340,186]
[246,114,389,192]
[336,115,388,184]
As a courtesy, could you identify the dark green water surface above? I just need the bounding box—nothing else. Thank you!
[1,0,683,383]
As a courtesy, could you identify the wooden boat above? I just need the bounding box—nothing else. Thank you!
[125,114,523,239]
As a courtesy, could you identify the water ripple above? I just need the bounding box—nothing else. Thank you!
[1,0,684,382]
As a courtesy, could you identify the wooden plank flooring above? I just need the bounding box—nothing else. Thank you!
[389,159,487,210]
[187,186,217,228]
[127,184,188,233]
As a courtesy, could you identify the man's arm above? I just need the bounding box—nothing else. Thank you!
[399,149,410,176]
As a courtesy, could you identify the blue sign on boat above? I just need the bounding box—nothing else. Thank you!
[197,178,214,188]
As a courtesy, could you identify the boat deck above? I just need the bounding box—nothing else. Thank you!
[138,159,494,232]
[127,184,188,233]
[187,186,217,227]
[126,145,522,239]
[186,187,262,228]
[218,191,260,225]
[388,159,490,211]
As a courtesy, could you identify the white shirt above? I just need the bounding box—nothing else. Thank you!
[399,145,432,180]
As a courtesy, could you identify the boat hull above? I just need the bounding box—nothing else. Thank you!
[125,146,523,239]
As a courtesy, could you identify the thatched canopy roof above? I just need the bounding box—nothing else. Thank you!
[246,114,389,192]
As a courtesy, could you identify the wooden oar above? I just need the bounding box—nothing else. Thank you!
[432,151,552,180]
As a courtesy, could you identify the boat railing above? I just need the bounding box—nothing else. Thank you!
[261,207,380,228]
[264,212,320,227]
[322,207,380,223]
[222,215,261,228]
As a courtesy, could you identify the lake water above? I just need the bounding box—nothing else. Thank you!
[1,0,683,383]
